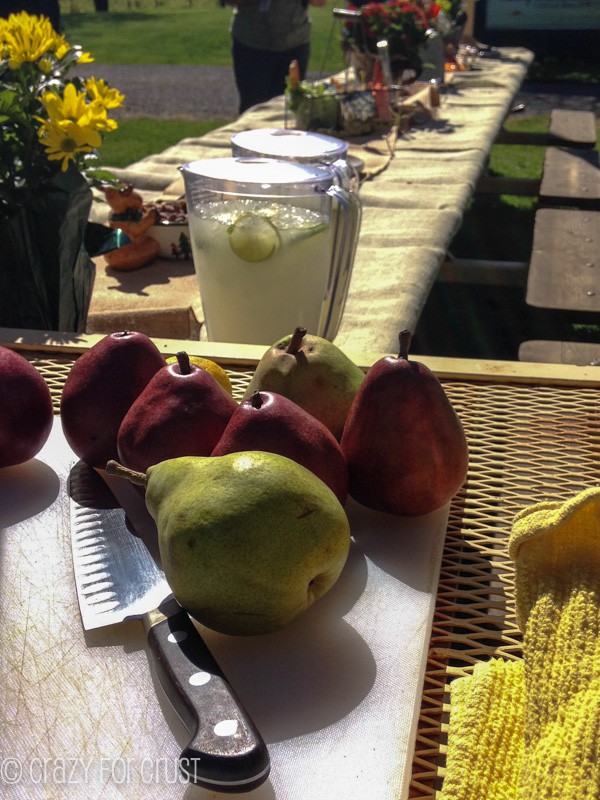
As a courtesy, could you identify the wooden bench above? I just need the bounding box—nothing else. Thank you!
[526,208,599,315]
[519,340,600,366]
[517,204,600,365]
[477,109,598,197]
[496,108,597,149]
[539,147,600,209]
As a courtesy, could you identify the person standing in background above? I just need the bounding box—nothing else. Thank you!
[225,0,327,115]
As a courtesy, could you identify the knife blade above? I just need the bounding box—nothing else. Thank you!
[68,461,270,793]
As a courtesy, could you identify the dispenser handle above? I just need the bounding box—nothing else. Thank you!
[323,183,362,340]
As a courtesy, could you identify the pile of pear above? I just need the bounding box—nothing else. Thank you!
[58,327,469,637]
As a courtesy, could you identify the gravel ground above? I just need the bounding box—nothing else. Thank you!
[78,63,600,122]
[78,64,242,121]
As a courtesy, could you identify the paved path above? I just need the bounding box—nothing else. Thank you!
[79,64,240,121]
[79,63,600,122]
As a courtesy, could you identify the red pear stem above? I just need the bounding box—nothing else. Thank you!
[286,326,307,355]
[398,329,412,360]
[176,351,191,374]
[250,391,264,409]
[105,459,148,486]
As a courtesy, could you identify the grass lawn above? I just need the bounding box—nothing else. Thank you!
[60,2,347,74]
[99,118,225,167]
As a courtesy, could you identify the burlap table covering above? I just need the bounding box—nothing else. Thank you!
[87,256,202,340]
[87,47,534,352]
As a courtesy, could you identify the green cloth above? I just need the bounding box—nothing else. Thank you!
[231,0,312,52]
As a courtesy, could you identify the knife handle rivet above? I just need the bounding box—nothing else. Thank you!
[214,719,239,737]
[189,671,212,686]
[167,630,188,643]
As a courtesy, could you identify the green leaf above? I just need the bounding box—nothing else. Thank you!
[84,167,122,187]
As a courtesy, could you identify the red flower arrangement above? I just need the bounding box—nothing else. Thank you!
[344,0,429,63]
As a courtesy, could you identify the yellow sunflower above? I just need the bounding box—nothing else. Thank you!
[0,12,93,69]
[84,77,125,110]
[41,84,93,126]
[37,118,103,172]
[42,82,118,130]
[1,12,56,69]
[2,10,121,194]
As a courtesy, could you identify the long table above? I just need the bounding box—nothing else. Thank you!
[88,48,534,352]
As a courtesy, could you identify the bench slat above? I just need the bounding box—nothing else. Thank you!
[540,147,600,208]
[496,108,597,149]
[548,109,597,149]
[519,340,600,366]
[526,208,600,313]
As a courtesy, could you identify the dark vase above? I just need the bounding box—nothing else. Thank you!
[0,167,95,333]
[389,53,422,84]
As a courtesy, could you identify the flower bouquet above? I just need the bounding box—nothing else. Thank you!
[422,0,465,36]
[0,12,124,332]
[343,0,430,81]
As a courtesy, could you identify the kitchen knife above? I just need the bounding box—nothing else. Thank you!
[68,460,270,793]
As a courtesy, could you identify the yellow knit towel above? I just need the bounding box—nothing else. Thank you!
[440,486,600,800]
[440,659,524,800]
[510,486,600,798]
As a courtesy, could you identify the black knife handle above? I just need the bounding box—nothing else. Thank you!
[144,602,270,793]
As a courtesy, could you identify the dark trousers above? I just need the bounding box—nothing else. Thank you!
[232,38,310,114]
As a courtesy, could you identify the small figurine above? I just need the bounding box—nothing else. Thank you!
[103,184,160,271]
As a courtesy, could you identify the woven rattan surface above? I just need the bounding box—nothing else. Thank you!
[27,352,600,800]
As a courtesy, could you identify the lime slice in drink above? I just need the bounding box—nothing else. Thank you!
[228,213,281,263]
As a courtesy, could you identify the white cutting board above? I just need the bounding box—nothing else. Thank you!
[0,419,448,800]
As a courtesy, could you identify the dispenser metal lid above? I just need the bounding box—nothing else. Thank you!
[180,157,338,197]
[231,129,348,163]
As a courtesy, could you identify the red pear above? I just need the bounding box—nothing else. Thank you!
[212,390,349,503]
[117,351,238,474]
[60,330,166,468]
[340,330,469,516]
[0,346,53,468]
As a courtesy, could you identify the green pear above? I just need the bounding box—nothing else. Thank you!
[340,330,469,516]
[106,452,350,636]
[243,327,365,440]
[0,346,53,468]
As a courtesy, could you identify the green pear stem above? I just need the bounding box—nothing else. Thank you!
[286,326,307,355]
[250,391,264,409]
[176,351,191,374]
[105,459,148,487]
[398,329,412,360]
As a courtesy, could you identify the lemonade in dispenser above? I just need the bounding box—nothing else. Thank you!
[181,157,361,345]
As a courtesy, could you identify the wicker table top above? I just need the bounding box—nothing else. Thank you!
[2,332,598,798]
